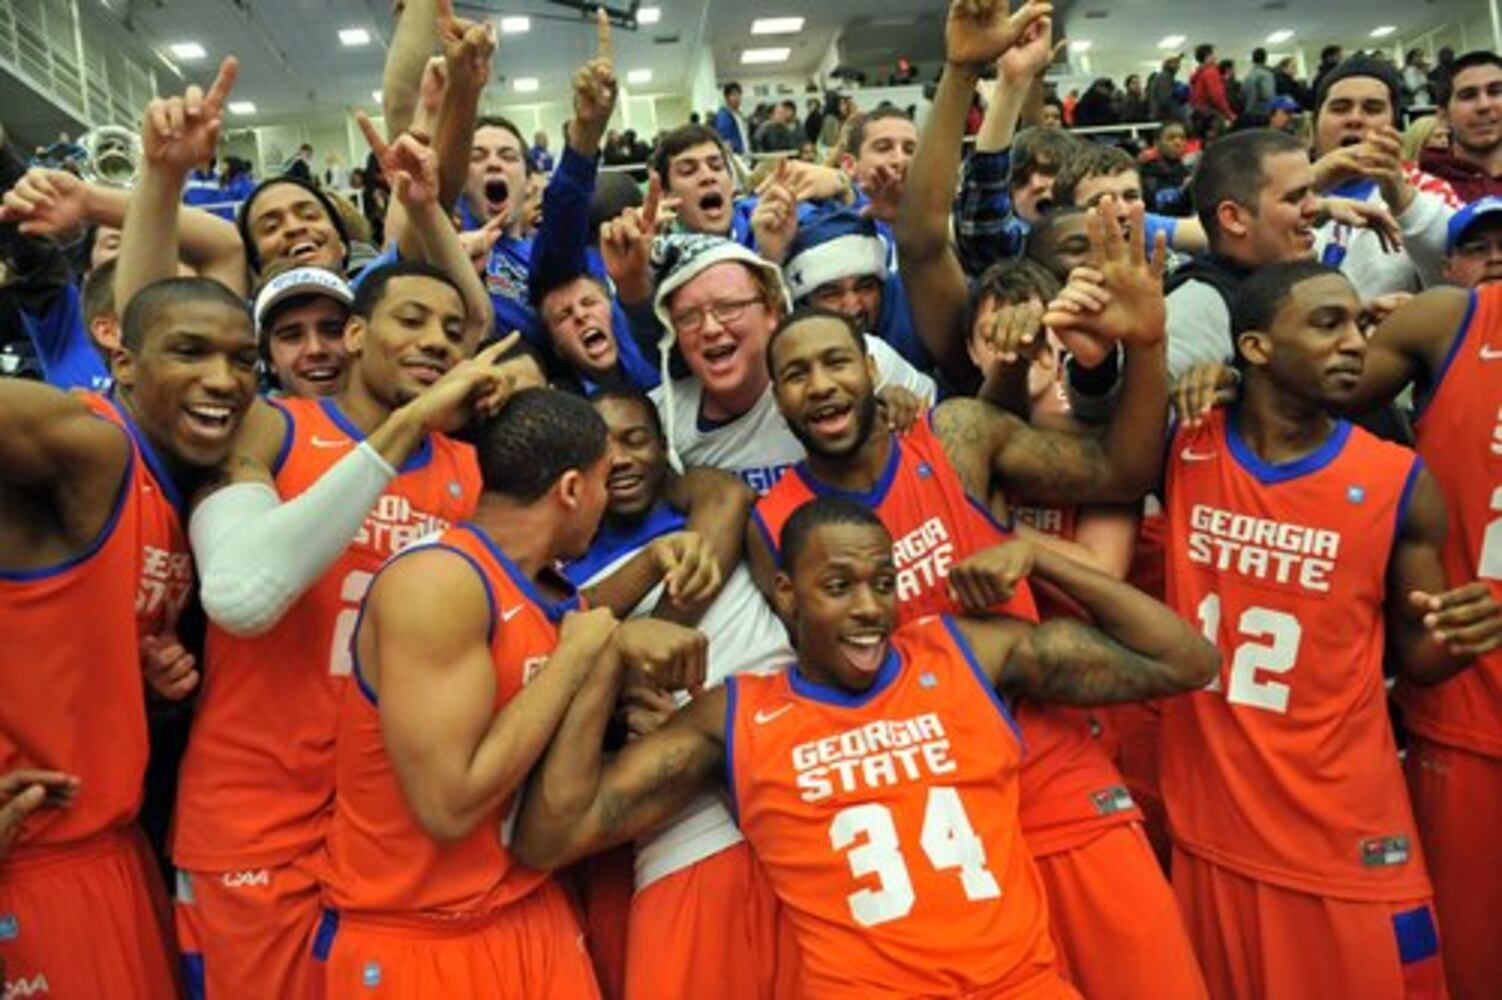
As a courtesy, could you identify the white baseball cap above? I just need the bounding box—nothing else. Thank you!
[252,266,355,331]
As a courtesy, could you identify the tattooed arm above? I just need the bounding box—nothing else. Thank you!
[954,542,1219,704]
[931,345,1165,508]
[512,681,727,871]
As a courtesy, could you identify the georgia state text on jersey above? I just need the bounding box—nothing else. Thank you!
[1161,408,1432,902]
[726,616,1065,999]
[173,397,481,872]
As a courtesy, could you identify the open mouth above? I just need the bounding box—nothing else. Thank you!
[1339,134,1365,148]
[839,632,888,676]
[807,400,854,438]
[579,326,613,361]
[297,365,342,390]
[699,341,737,373]
[183,402,236,441]
[287,239,321,261]
[402,358,448,385]
[484,178,510,214]
[698,191,726,215]
[607,470,644,495]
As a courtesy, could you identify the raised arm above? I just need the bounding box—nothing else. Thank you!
[372,552,619,842]
[358,114,493,340]
[951,540,1218,704]
[116,58,246,313]
[381,0,440,140]
[513,676,727,871]
[897,1,1053,388]
[433,0,495,213]
[1386,466,1502,686]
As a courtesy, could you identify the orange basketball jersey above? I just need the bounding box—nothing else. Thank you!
[173,397,480,872]
[754,419,1140,855]
[1403,284,1502,758]
[1161,409,1431,901]
[752,417,1038,623]
[0,407,151,848]
[321,523,571,918]
[80,392,194,637]
[726,615,1060,998]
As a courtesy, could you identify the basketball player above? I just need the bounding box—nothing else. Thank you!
[1333,280,1502,1000]
[562,389,801,1000]
[1168,274,1502,1000]
[512,496,1219,998]
[1159,260,1502,999]
[116,91,510,996]
[316,389,706,997]
[750,199,1205,998]
[0,276,261,998]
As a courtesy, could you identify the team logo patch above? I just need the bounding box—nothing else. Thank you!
[448,481,462,498]
[1347,485,1366,504]
[916,463,932,479]
[919,671,938,689]
[363,961,382,988]
[1089,785,1136,816]
[1361,835,1411,867]
[0,913,17,941]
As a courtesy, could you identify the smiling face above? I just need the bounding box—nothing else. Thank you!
[595,394,669,520]
[264,296,350,398]
[1223,150,1320,266]
[465,124,529,234]
[347,275,473,409]
[668,261,780,419]
[1315,77,1395,156]
[117,298,260,468]
[246,183,346,272]
[663,141,737,235]
[770,315,879,461]
[776,520,898,692]
[540,277,618,378]
[806,274,885,333]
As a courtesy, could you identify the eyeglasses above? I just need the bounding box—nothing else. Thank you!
[669,296,764,334]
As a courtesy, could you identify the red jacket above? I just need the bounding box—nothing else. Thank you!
[1419,147,1502,203]
[1190,64,1235,120]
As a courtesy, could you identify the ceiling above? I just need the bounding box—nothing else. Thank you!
[1061,0,1486,68]
[6,0,1490,135]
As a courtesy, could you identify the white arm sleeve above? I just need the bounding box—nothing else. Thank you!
[190,440,397,636]
[866,335,939,402]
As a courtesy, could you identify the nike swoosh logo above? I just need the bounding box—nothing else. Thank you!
[500,605,524,623]
[310,436,351,448]
[754,704,793,725]
[1480,345,1502,362]
[1180,448,1216,462]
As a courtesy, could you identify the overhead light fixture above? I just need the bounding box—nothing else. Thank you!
[1370,25,1396,38]
[227,101,257,115]
[1266,29,1295,44]
[741,47,791,65]
[169,42,207,60]
[339,27,371,46]
[500,16,531,34]
[371,89,383,102]
[513,77,540,93]
[751,17,804,34]
[1069,40,1093,53]
[638,6,662,24]
[1157,35,1186,50]
[627,68,653,84]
